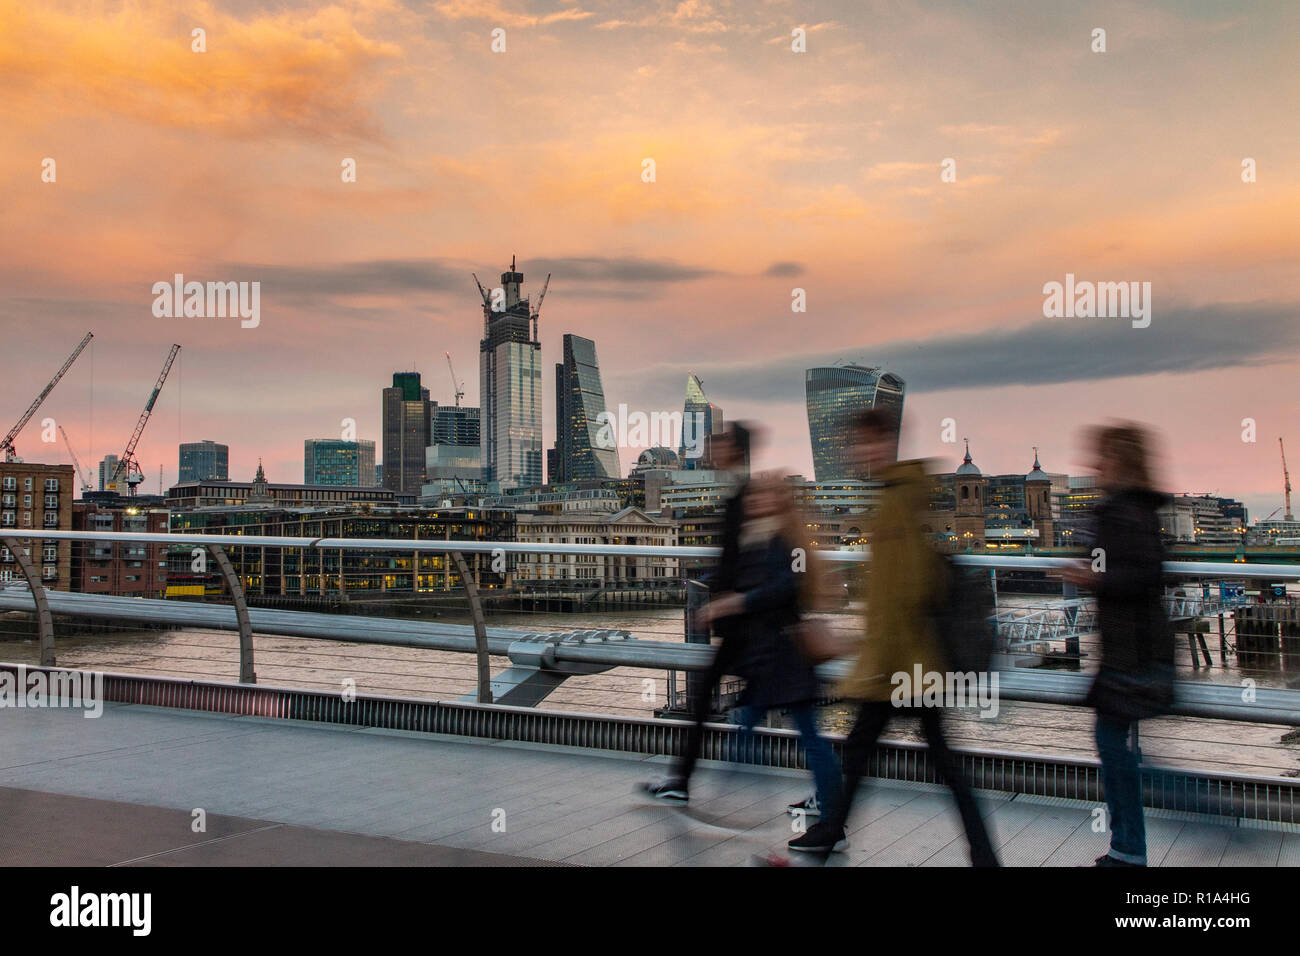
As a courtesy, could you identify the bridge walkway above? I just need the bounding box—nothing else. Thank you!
[2,704,1296,867]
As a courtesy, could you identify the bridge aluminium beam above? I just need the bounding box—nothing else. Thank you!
[10,530,1300,578]
[2,587,1297,725]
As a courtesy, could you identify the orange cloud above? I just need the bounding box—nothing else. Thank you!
[0,0,401,140]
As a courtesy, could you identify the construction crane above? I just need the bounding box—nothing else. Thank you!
[1282,438,1294,521]
[445,352,465,408]
[530,272,550,341]
[2,331,93,461]
[57,425,92,494]
[109,344,181,496]
[472,272,491,314]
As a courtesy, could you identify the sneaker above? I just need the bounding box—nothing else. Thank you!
[787,793,822,818]
[641,777,689,804]
[1094,853,1145,867]
[787,821,848,853]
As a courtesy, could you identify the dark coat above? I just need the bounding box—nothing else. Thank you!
[1084,487,1176,720]
[727,532,820,710]
[707,478,748,648]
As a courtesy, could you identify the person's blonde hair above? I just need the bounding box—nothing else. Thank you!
[747,473,828,612]
[1090,422,1155,490]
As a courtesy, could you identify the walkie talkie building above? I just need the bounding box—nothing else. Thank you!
[805,364,905,480]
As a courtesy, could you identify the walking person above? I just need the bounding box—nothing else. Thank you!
[642,422,755,803]
[644,471,841,818]
[789,410,998,865]
[1057,423,1174,867]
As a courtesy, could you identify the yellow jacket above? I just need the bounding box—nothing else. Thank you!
[839,460,944,702]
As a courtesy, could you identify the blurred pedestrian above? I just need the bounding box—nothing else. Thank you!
[789,409,998,865]
[644,465,841,819]
[1058,423,1174,867]
[642,422,754,803]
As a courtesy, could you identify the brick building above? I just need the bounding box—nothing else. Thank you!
[71,500,170,597]
[0,462,75,589]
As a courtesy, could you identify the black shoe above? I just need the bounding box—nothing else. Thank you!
[787,793,822,818]
[641,777,689,804]
[1094,853,1145,867]
[788,821,848,853]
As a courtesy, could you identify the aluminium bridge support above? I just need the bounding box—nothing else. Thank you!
[450,550,492,704]
[206,544,256,684]
[3,536,55,666]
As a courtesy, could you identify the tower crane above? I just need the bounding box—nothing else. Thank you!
[57,425,92,494]
[1282,438,1294,521]
[530,272,550,341]
[1,331,93,461]
[472,273,491,317]
[109,344,181,496]
[445,352,465,408]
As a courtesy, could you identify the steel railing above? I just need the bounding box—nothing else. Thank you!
[3,529,1299,822]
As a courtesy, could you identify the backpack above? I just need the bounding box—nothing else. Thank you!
[931,554,997,674]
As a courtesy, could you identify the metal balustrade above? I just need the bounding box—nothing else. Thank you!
[3,529,1299,823]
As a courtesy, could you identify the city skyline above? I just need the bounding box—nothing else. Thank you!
[3,2,1297,518]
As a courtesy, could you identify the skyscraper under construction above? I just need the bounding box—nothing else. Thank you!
[477,259,545,490]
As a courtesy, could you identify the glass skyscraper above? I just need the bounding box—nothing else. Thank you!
[479,259,543,490]
[178,440,229,483]
[382,372,432,496]
[678,373,723,470]
[433,405,480,447]
[304,439,376,486]
[553,333,619,482]
[805,364,905,480]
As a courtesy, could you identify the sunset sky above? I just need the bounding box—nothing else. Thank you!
[3,0,1297,517]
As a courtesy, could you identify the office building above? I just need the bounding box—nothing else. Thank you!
[178,440,229,483]
[166,478,410,510]
[98,454,120,492]
[678,374,723,470]
[433,405,480,447]
[421,444,488,500]
[72,499,169,598]
[552,333,619,483]
[304,439,376,486]
[1158,495,1249,546]
[805,364,905,480]
[382,372,432,496]
[514,508,678,585]
[170,505,515,596]
[478,258,543,490]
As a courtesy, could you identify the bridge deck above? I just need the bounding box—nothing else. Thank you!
[2,704,1296,867]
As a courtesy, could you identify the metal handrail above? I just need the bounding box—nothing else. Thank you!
[8,529,1300,578]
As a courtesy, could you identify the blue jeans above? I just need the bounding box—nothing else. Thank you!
[1095,714,1147,865]
[730,703,842,812]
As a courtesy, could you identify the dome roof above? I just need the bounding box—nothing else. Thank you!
[1025,447,1049,482]
[955,439,981,476]
[637,446,680,468]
